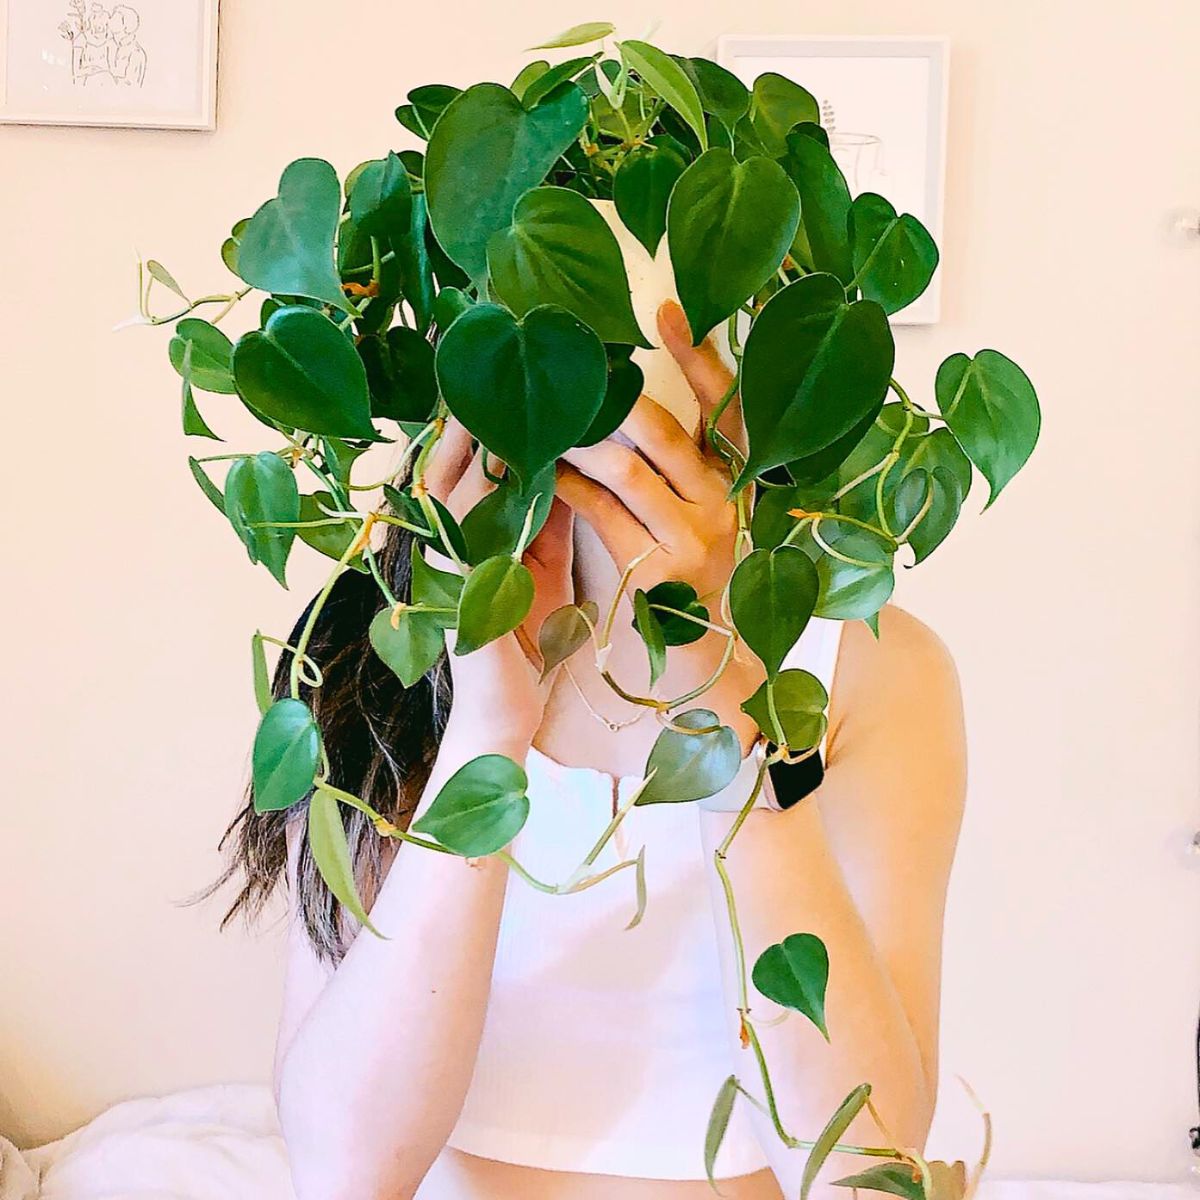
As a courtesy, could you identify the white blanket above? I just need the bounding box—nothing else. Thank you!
[0,1086,1194,1199]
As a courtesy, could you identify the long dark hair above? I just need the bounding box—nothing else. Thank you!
[203,519,452,964]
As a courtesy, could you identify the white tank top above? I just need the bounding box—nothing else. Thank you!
[445,616,845,1180]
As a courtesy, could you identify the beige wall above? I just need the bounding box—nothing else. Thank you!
[2,0,1198,1182]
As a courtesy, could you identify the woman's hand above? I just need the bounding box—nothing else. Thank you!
[423,419,575,744]
[555,300,740,601]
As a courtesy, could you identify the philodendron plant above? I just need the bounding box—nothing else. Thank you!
[134,20,1035,1197]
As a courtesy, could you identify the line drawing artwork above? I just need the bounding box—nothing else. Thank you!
[820,99,887,194]
[57,1,148,88]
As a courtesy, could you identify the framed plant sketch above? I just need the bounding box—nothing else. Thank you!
[0,0,219,129]
[717,35,949,325]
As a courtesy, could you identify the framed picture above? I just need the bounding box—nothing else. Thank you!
[0,0,219,130]
[717,35,949,325]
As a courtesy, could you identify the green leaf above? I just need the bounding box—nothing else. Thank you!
[386,487,469,562]
[705,1075,739,1188]
[235,158,350,311]
[578,344,645,445]
[779,127,855,285]
[224,451,300,586]
[425,82,589,287]
[527,21,614,49]
[296,491,367,572]
[412,753,530,856]
[729,546,820,677]
[250,631,272,715]
[169,319,236,393]
[635,580,708,647]
[849,193,940,315]
[455,556,535,655]
[410,541,463,626]
[667,149,799,344]
[232,305,376,439]
[636,709,741,805]
[487,186,649,346]
[395,84,461,139]
[935,350,1040,510]
[321,437,371,492]
[794,521,895,621]
[619,39,708,151]
[461,465,555,565]
[750,73,820,156]
[678,58,750,128]
[801,1084,872,1200]
[906,463,964,564]
[348,151,413,241]
[538,600,598,679]
[832,1163,926,1200]
[741,669,828,751]
[358,326,437,423]
[252,697,320,812]
[613,136,689,256]
[369,604,444,687]
[188,455,226,513]
[395,191,437,334]
[435,302,606,489]
[180,371,219,440]
[308,787,383,936]
[522,56,600,109]
[737,275,894,484]
[511,59,551,99]
[632,588,667,686]
[752,932,830,1039]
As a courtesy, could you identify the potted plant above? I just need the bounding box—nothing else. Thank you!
[134,20,1038,1196]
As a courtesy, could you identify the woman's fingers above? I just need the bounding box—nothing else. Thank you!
[657,299,746,450]
[555,461,656,571]
[423,417,474,502]
[560,439,684,535]
[616,394,726,502]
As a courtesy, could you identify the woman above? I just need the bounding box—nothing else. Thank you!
[217,300,968,1199]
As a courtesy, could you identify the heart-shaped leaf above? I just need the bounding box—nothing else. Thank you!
[252,697,320,812]
[455,555,535,655]
[906,464,965,564]
[636,709,741,805]
[232,305,376,439]
[634,580,709,647]
[613,136,690,256]
[309,788,382,937]
[348,151,413,241]
[705,1075,740,1188]
[296,491,367,572]
[741,669,828,751]
[358,326,437,423]
[801,1084,872,1200]
[538,600,598,679]
[668,149,800,344]
[729,546,820,678]
[678,58,750,129]
[180,361,218,440]
[849,192,940,315]
[750,73,819,156]
[410,541,463,627]
[435,303,606,489]
[369,605,444,687]
[395,84,461,140]
[632,588,668,686]
[793,521,895,621]
[412,753,530,857]
[425,82,589,287]
[832,1164,925,1199]
[619,40,708,152]
[224,451,300,586]
[578,344,645,446]
[936,350,1040,510]
[461,465,555,565]
[235,158,350,311]
[737,275,894,484]
[521,56,599,109]
[487,186,649,346]
[752,932,830,1038]
[780,128,854,285]
[169,319,236,394]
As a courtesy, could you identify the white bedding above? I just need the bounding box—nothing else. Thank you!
[0,1086,1193,1199]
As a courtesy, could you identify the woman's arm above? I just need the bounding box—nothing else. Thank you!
[274,431,574,1200]
[700,603,968,1196]
[275,716,532,1200]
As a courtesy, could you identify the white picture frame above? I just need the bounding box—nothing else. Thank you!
[0,0,219,130]
[717,35,949,325]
